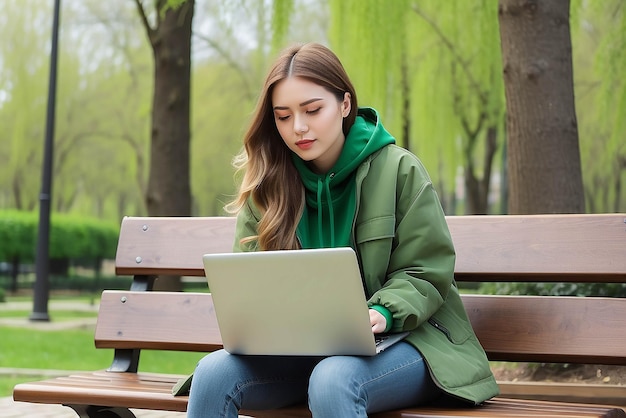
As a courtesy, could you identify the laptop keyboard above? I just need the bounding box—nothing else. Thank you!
[374,335,388,346]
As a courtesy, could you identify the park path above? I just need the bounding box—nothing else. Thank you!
[0,396,187,417]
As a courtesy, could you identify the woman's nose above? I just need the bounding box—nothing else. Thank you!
[294,115,308,134]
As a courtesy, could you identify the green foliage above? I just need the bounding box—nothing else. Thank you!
[0,211,37,262]
[480,282,626,298]
[0,275,132,293]
[0,210,118,262]
[571,0,626,212]
[0,287,5,303]
[271,0,295,54]
[165,0,189,10]
[2,0,624,223]
[328,0,506,214]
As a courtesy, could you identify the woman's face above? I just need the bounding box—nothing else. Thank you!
[271,76,351,174]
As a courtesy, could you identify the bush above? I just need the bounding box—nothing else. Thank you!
[0,287,5,303]
[0,211,37,263]
[480,281,626,297]
[0,210,119,264]
[5,274,133,293]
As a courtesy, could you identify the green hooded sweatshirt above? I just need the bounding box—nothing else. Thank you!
[292,107,394,249]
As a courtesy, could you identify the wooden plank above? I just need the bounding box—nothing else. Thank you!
[462,295,626,364]
[114,216,237,276]
[114,214,626,283]
[447,214,626,283]
[94,291,222,351]
[14,373,625,417]
[244,397,626,417]
[94,291,626,366]
[13,372,189,412]
[497,381,626,407]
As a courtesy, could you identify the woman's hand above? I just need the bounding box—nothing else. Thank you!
[369,309,387,334]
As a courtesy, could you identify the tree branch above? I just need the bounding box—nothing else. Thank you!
[133,0,155,41]
[193,32,255,101]
[412,4,487,105]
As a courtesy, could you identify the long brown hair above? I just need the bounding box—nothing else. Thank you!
[226,43,358,250]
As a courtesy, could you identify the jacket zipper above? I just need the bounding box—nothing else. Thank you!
[428,318,452,341]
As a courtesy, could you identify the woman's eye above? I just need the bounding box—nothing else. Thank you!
[276,115,290,121]
[307,107,321,115]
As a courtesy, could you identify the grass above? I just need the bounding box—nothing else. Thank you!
[0,326,205,397]
[0,294,206,397]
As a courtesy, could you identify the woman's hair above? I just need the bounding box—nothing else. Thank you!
[226,43,358,250]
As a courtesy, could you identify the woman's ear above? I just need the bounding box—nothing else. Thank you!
[341,92,351,118]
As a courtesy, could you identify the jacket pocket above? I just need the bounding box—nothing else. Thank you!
[355,215,395,244]
[428,306,472,345]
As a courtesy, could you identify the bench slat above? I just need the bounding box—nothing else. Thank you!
[114,214,626,282]
[95,291,222,352]
[13,372,188,412]
[462,295,626,364]
[115,216,236,276]
[497,381,626,407]
[447,214,626,282]
[244,398,626,417]
[94,291,626,366]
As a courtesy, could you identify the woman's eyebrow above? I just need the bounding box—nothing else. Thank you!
[273,98,323,111]
[299,98,323,107]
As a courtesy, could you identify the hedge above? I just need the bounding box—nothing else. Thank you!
[0,210,119,262]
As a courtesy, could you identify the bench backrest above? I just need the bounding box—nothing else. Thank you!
[115,214,626,282]
[105,214,626,366]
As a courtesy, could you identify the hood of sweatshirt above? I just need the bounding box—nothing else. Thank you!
[292,107,395,248]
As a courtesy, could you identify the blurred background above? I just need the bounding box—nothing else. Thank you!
[1,0,624,222]
[0,0,625,297]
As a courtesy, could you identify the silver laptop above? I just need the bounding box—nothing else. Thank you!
[203,247,408,356]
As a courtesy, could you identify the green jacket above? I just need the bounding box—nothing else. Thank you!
[234,144,499,405]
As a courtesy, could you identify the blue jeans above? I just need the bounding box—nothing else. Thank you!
[187,342,441,417]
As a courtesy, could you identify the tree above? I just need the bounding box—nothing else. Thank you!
[571,0,626,213]
[0,2,52,211]
[329,0,505,215]
[499,0,584,214]
[134,0,194,217]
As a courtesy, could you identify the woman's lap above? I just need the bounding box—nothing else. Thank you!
[187,342,439,418]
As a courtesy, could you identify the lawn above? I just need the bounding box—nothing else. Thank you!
[0,315,205,397]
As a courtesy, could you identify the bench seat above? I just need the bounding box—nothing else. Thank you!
[14,373,625,417]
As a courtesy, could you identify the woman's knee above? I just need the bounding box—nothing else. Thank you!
[193,350,233,381]
[308,356,365,407]
[190,349,246,402]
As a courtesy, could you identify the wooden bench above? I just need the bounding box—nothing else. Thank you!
[13,214,626,417]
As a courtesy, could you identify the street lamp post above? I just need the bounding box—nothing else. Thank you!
[31,0,62,322]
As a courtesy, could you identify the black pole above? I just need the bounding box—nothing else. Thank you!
[31,0,61,322]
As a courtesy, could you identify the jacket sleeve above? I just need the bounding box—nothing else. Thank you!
[366,156,456,332]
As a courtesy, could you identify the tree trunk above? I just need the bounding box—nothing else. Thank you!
[145,0,194,217]
[498,0,584,214]
[464,125,499,214]
[137,0,195,291]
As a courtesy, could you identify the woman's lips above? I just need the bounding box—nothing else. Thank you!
[295,139,315,150]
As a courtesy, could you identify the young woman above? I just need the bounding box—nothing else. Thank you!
[187,42,498,417]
